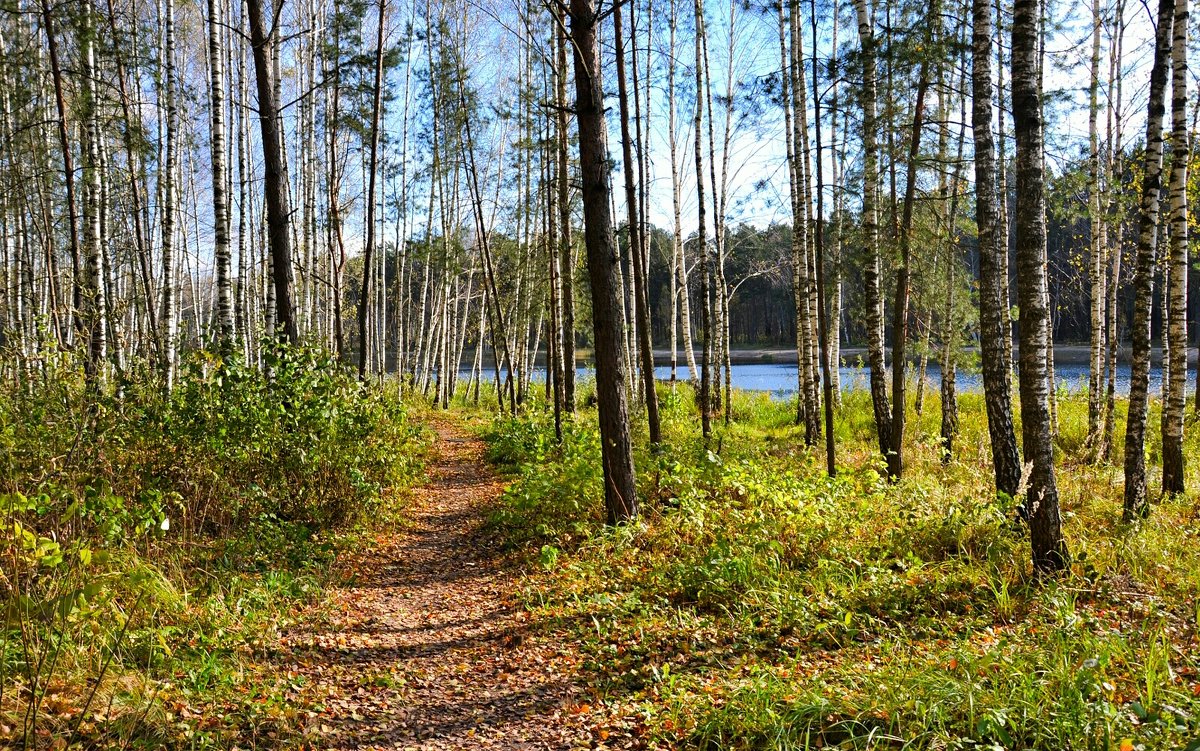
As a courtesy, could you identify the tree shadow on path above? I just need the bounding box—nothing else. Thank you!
[271,417,602,750]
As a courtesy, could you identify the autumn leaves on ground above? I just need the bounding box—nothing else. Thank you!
[272,416,598,750]
[0,360,617,751]
[2,362,1199,750]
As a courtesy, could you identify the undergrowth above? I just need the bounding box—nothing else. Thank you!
[482,383,1200,750]
[0,346,428,749]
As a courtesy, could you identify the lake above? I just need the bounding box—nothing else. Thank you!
[464,360,1196,399]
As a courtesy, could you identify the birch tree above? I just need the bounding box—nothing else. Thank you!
[209,0,234,351]
[854,0,891,463]
[1123,0,1174,520]
[1161,0,1188,496]
[1012,0,1068,571]
[972,0,1022,497]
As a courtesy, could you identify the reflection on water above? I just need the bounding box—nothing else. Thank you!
[464,361,1194,399]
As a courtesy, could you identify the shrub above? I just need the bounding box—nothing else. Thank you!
[0,345,427,746]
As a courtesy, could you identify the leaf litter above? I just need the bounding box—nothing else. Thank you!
[273,417,613,750]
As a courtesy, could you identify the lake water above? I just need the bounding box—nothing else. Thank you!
[465,361,1196,399]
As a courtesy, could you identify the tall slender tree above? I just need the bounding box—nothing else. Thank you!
[886,56,930,480]
[570,0,638,522]
[972,0,1022,498]
[359,0,388,378]
[247,0,298,344]
[80,0,107,382]
[1012,0,1068,571]
[162,0,179,379]
[695,0,713,441]
[1085,0,1106,450]
[209,0,234,351]
[1161,0,1188,496]
[1124,0,1175,519]
[555,13,577,412]
[854,0,891,463]
[614,0,661,445]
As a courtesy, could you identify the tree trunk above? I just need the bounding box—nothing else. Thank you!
[247,0,298,344]
[790,3,818,441]
[695,0,713,441]
[1012,0,1068,571]
[571,0,638,522]
[972,0,1022,497]
[996,0,1013,375]
[38,0,84,352]
[809,0,835,471]
[886,61,930,481]
[829,0,843,404]
[548,124,564,441]
[614,0,661,445]
[555,13,577,413]
[238,36,252,359]
[1102,0,1127,460]
[1124,0,1175,519]
[1085,0,1106,450]
[81,1,107,383]
[1161,0,1188,496]
[667,0,697,385]
[103,0,160,357]
[854,0,891,460]
[915,315,931,416]
[208,0,234,351]
[358,0,387,378]
[162,0,180,380]
[939,55,968,464]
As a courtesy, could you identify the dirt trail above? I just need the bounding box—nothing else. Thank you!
[278,417,593,750]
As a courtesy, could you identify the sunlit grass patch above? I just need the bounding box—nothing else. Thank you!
[482,385,1200,749]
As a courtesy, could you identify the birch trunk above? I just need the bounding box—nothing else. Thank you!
[555,14,577,412]
[972,0,1022,497]
[1102,0,1126,460]
[661,0,694,385]
[1161,0,1189,495]
[1124,0,1174,519]
[81,1,107,382]
[810,0,835,471]
[996,0,1013,374]
[1012,0,1068,570]
[1085,0,1106,449]
[208,0,233,350]
[854,0,891,460]
[695,0,714,441]
[790,3,818,441]
[162,0,179,381]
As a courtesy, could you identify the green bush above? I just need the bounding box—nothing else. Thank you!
[0,345,427,746]
[484,410,603,547]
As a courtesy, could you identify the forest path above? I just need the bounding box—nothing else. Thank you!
[277,415,595,750]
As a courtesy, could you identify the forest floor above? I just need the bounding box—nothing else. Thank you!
[273,415,607,750]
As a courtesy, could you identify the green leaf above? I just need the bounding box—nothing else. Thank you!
[1131,701,1149,720]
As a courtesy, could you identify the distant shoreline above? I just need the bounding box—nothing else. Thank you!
[466,344,1199,368]
[650,344,1198,367]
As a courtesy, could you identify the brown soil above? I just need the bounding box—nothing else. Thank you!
[276,417,598,750]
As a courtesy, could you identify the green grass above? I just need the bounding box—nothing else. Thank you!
[0,346,430,749]
[480,381,1200,750]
